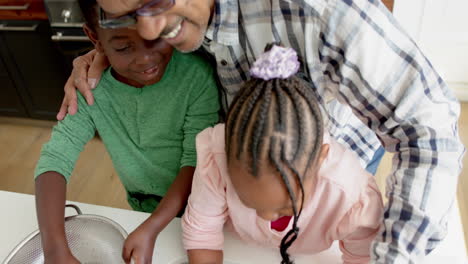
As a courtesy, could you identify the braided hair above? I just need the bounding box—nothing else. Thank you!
[225,45,324,264]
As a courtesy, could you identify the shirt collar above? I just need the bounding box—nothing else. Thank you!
[205,0,240,46]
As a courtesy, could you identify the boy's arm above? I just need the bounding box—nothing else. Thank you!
[122,166,195,263]
[180,60,220,170]
[34,93,96,263]
[35,93,96,179]
[35,172,79,263]
[144,166,195,228]
[188,249,223,264]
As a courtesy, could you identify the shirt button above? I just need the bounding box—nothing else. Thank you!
[221,59,228,66]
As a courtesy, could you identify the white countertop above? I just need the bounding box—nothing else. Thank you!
[0,190,466,263]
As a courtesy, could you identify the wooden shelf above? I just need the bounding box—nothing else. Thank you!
[0,0,47,20]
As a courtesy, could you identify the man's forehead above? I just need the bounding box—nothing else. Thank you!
[97,0,145,15]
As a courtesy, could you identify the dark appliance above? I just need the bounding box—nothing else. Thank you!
[44,0,93,72]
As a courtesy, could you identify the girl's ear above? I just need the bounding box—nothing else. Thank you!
[302,143,329,183]
[317,143,329,167]
[83,24,104,53]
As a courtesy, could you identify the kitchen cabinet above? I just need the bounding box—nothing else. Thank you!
[0,54,27,117]
[0,77,27,117]
[0,19,68,120]
[0,0,47,20]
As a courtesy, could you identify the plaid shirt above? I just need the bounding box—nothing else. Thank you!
[201,0,465,263]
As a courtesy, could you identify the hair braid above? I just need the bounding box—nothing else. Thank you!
[250,81,274,175]
[281,80,305,162]
[226,80,261,155]
[274,81,288,133]
[226,46,324,264]
[293,79,324,168]
[269,139,302,264]
[227,79,262,134]
[235,82,267,159]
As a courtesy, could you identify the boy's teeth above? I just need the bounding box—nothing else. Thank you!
[161,23,182,39]
[143,66,157,74]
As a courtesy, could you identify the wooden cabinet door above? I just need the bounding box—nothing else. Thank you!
[0,77,28,117]
[0,20,68,120]
[0,34,28,117]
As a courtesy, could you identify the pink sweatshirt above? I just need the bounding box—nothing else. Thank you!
[182,124,384,263]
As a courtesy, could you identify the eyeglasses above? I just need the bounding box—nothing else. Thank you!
[99,0,175,29]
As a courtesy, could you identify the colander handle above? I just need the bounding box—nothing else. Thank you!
[65,204,83,215]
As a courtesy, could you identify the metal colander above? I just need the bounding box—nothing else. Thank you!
[3,205,127,264]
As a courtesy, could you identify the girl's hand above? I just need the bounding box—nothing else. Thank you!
[122,222,158,264]
[57,49,109,120]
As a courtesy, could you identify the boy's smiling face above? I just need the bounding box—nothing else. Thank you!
[85,25,173,88]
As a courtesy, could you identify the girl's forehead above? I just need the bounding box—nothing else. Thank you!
[229,160,291,205]
[233,174,290,211]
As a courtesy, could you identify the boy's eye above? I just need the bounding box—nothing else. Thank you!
[114,45,131,52]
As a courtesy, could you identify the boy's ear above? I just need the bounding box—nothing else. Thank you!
[83,24,104,52]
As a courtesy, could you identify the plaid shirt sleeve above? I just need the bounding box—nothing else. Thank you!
[318,0,465,262]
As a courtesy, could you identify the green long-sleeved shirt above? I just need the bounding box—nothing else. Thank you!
[35,51,219,211]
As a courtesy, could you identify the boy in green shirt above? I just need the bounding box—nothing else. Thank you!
[34,0,219,263]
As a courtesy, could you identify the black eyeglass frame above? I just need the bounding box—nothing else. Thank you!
[98,0,175,29]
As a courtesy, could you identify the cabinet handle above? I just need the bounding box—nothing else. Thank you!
[0,3,30,10]
[51,34,89,42]
[0,24,38,32]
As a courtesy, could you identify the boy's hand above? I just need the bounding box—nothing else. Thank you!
[44,248,80,264]
[122,222,158,264]
[57,49,109,121]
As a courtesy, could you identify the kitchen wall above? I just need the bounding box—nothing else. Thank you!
[394,0,468,101]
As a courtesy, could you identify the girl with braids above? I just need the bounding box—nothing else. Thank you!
[182,45,384,264]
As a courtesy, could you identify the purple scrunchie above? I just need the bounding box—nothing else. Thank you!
[250,45,300,81]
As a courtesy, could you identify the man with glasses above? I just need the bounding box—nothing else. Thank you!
[62,0,464,263]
